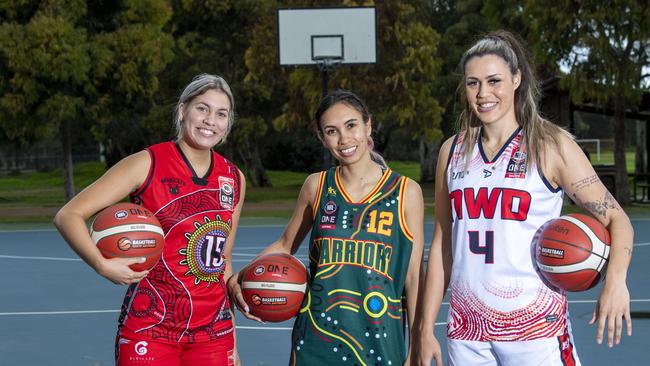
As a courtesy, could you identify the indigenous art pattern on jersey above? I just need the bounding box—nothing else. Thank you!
[291,167,413,366]
[446,128,568,341]
[117,142,240,344]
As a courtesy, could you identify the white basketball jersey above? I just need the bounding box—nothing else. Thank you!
[446,128,567,341]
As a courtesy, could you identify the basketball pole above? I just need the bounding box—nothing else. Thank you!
[318,58,334,170]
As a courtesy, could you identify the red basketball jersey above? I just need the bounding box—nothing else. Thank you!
[118,141,241,343]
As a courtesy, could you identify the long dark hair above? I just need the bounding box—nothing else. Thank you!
[314,89,386,167]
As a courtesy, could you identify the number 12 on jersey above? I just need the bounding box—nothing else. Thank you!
[468,231,494,263]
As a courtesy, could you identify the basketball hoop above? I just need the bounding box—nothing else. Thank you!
[313,56,343,72]
[277,7,376,170]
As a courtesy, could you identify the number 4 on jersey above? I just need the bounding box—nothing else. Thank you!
[468,231,494,263]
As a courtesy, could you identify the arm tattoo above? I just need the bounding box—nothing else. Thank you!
[570,175,599,193]
[624,247,633,256]
[582,191,619,219]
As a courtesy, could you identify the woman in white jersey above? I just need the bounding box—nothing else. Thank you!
[417,30,634,366]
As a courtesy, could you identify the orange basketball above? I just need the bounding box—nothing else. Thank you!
[533,213,610,292]
[90,202,165,272]
[241,253,307,322]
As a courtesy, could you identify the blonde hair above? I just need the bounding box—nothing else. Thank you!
[173,74,235,144]
[457,30,570,167]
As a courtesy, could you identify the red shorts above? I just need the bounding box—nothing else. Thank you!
[116,333,235,366]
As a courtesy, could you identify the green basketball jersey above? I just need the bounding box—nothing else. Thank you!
[290,167,414,366]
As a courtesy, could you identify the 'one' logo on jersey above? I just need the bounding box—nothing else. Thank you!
[219,176,235,210]
[320,200,338,230]
[505,149,528,179]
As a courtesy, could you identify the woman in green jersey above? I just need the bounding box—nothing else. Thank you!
[229,89,424,366]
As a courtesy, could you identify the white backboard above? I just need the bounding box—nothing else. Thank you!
[278,7,377,66]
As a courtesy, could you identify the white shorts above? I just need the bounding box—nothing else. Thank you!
[447,330,580,366]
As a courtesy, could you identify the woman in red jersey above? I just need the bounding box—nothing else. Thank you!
[55,74,245,366]
[417,30,633,366]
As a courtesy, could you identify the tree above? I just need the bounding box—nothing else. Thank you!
[424,0,493,181]
[0,0,91,201]
[86,0,174,166]
[0,0,173,201]
[524,0,650,205]
[152,0,272,186]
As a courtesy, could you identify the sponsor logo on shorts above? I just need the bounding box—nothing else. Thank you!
[219,176,235,210]
[135,341,148,355]
[561,337,570,350]
[541,247,564,258]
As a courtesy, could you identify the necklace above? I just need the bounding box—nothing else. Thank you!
[482,138,501,155]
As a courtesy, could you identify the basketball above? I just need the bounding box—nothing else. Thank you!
[241,253,308,322]
[90,202,165,272]
[533,213,611,292]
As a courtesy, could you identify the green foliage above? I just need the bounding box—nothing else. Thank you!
[0,2,91,144]
[387,160,420,182]
[523,0,648,204]
[0,0,174,161]
[428,0,492,138]
[525,0,649,106]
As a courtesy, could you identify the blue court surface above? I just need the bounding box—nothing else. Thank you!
[0,218,648,365]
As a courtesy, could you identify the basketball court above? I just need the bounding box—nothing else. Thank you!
[0,217,648,365]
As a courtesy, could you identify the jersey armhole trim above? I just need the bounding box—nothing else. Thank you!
[537,166,562,193]
[446,134,460,169]
[311,171,327,220]
[130,148,155,199]
[398,176,415,242]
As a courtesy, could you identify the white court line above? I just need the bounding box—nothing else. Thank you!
[0,310,117,316]
[0,228,57,233]
[0,241,645,262]
[0,254,81,261]
[0,224,288,233]
[237,325,292,330]
[0,254,309,263]
[2,299,649,317]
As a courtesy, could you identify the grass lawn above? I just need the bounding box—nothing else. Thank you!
[1,159,648,224]
[591,151,636,172]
